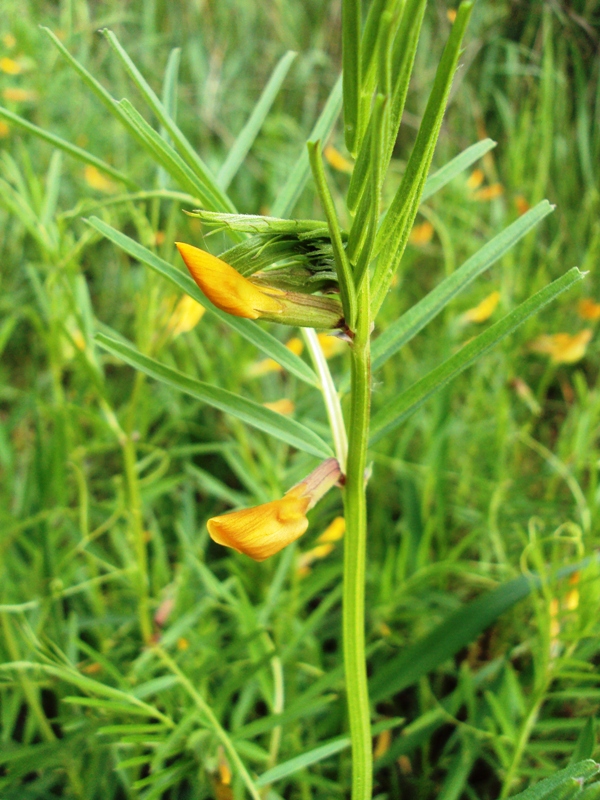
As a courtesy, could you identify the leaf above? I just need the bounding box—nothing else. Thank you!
[86,217,319,387]
[421,138,497,201]
[371,2,474,314]
[508,761,599,800]
[369,267,584,445]
[255,718,403,787]
[271,75,343,218]
[369,558,589,703]
[371,200,555,372]
[217,51,297,191]
[342,0,361,154]
[95,333,333,459]
[570,718,597,763]
[101,28,233,213]
[0,106,137,189]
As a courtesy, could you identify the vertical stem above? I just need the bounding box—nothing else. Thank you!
[343,279,372,800]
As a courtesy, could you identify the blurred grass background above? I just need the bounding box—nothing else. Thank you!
[0,0,599,797]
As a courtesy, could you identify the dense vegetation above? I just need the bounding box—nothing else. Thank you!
[0,0,599,797]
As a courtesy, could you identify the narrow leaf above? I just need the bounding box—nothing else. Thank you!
[370,268,584,444]
[421,138,497,201]
[86,217,319,387]
[0,106,137,189]
[372,200,555,371]
[102,29,234,213]
[256,718,402,787]
[342,0,361,154]
[308,140,357,329]
[271,75,343,218]
[217,51,297,190]
[372,2,474,314]
[370,558,590,702]
[509,761,600,800]
[95,334,332,459]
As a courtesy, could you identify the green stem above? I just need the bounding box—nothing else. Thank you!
[343,279,372,800]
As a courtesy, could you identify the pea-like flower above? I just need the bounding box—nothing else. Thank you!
[176,242,344,330]
[207,458,342,561]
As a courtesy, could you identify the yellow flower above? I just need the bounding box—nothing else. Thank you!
[2,87,36,102]
[263,398,295,415]
[529,330,592,364]
[208,459,341,561]
[317,332,346,359]
[409,221,434,246]
[297,516,345,575]
[317,515,345,542]
[0,120,9,138]
[466,168,484,189]
[473,183,504,201]
[167,294,206,337]
[462,290,501,323]
[515,195,530,216]
[3,33,16,49]
[84,165,117,193]
[578,298,600,321]
[447,9,457,22]
[324,144,353,173]
[176,242,286,320]
[0,57,21,75]
[249,337,304,376]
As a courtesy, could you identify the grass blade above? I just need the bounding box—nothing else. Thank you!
[509,761,600,800]
[421,138,497,202]
[0,106,137,189]
[217,51,297,191]
[95,333,332,459]
[372,200,555,371]
[370,267,585,444]
[86,217,319,387]
[271,75,343,218]
[370,559,590,703]
[256,718,402,787]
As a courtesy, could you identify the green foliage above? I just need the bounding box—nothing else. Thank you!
[0,0,598,798]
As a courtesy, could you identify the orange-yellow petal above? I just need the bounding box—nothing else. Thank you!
[324,145,353,173]
[317,515,345,543]
[473,183,504,201]
[317,332,346,359]
[249,337,304,376]
[208,494,310,561]
[515,195,530,216]
[0,57,21,75]
[167,293,206,336]
[263,398,295,415]
[409,220,434,246]
[463,290,501,323]
[84,165,117,193]
[529,330,592,364]
[466,168,484,190]
[578,299,600,321]
[176,242,285,319]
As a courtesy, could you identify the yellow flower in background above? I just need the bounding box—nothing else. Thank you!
[297,515,345,575]
[84,165,117,193]
[447,9,457,22]
[515,195,531,216]
[473,183,504,201]
[3,33,16,49]
[466,168,484,189]
[578,298,600,321]
[462,290,501,323]
[176,242,285,320]
[249,337,304,376]
[529,330,592,364]
[0,120,9,138]
[263,398,295,415]
[167,294,206,337]
[317,332,346,359]
[3,87,36,102]
[208,459,341,561]
[324,144,353,173]
[0,57,21,74]
[409,220,434,246]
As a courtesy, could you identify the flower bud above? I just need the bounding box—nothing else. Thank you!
[176,242,344,330]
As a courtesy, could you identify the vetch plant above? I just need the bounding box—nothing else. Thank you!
[0,3,590,798]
